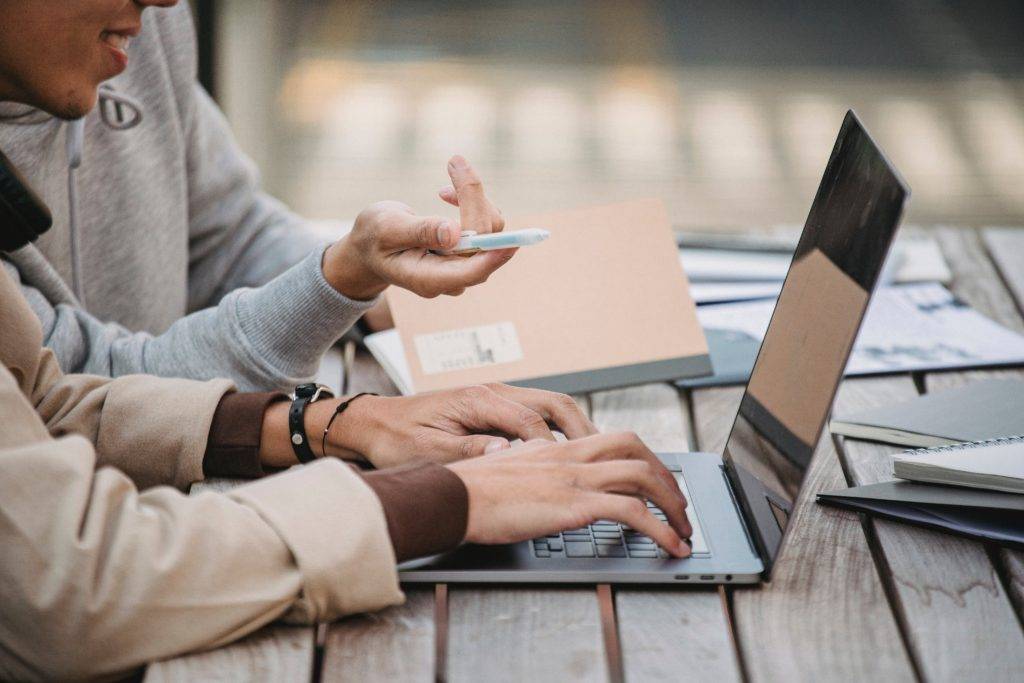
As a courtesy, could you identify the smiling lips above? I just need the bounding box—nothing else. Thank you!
[101,31,133,53]
[100,29,135,73]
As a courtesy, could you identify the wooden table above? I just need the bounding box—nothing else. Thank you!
[145,227,1024,683]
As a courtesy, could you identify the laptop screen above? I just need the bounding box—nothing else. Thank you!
[720,110,909,572]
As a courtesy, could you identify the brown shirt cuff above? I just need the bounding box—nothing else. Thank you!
[360,462,469,563]
[204,392,288,479]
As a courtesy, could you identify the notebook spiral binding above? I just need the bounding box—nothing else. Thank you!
[907,434,1024,455]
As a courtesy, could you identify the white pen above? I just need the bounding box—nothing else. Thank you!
[439,228,551,255]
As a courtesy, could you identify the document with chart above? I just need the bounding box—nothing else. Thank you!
[684,283,1024,384]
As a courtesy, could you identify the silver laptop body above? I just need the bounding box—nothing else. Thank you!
[400,110,909,585]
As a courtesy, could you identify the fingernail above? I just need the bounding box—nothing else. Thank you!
[449,155,468,170]
[485,439,509,453]
[678,540,691,558]
[437,223,451,246]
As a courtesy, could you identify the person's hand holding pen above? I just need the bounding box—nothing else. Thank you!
[322,155,510,301]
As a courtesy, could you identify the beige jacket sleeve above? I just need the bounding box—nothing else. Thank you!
[0,271,404,681]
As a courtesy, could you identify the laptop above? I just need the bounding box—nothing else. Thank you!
[400,110,910,584]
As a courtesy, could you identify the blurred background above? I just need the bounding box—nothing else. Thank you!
[194,0,1024,231]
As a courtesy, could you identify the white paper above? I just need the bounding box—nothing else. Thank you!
[679,233,949,286]
[679,248,792,282]
[697,283,1024,375]
[313,347,344,396]
[891,235,952,284]
[413,321,524,375]
[363,329,414,395]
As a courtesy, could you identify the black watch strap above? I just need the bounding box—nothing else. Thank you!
[289,384,334,464]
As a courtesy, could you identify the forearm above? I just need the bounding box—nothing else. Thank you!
[153,247,378,391]
[207,393,469,562]
[31,349,233,491]
[0,440,403,680]
[13,246,375,391]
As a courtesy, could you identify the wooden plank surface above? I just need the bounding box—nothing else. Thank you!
[446,391,604,682]
[447,587,608,683]
[321,589,435,683]
[144,626,315,683]
[981,227,1024,321]
[834,378,1024,680]
[929,227,1024,636]
[935,227,1024,335]
[821,228,1024,680]
[980,226,1024,622]
[692,386,916,682]
[320,347,437,682]
[591,384,743,683]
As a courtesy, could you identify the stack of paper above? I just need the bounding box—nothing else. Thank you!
[893,436,1024,494]
[678,231,951,305]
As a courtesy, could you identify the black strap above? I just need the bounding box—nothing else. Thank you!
[322,393,379,459]
[288,395,319,464]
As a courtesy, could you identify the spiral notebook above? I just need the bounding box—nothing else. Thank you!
[893,436,1024,494]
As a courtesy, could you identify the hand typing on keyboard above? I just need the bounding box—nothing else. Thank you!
[447,433,693,558]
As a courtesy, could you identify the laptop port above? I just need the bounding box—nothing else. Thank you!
[674,575,690,580]
[725,574,733,582]
[700,575,715,581]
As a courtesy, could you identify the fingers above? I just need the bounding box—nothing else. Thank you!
[580,461,692,539]
[393,248,517,298]
[563,432,687,509]
[379,212,460,252]
[438,185,459,207]
[460,385,556,442]
[590,493,690,558]
[484,384,598,439]
[447,155,505,235]
[434,433,511,461]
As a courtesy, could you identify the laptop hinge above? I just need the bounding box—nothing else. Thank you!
[721,462,774,576]
[720,464,762,563]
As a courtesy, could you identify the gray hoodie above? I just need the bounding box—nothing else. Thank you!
[0,4,374,392]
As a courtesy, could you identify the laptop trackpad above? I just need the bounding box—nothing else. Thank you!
[675,472,710,555]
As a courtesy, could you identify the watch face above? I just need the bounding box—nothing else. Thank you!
[294,383,318,398]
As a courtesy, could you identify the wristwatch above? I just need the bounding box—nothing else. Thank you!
[289,383,335,464]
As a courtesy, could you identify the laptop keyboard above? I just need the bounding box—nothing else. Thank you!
[532,471,708,559]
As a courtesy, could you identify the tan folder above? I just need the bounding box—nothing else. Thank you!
[386,198,711,394]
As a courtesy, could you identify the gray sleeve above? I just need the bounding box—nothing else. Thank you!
[3,251,375,392]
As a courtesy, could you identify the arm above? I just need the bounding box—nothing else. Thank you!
[4,250,375,392]
[0,364,403,681]
[3,262,232,489]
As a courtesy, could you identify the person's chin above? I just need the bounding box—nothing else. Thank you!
[48,86,99,121]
